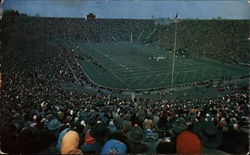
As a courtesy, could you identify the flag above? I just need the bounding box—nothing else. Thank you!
[173,12,179,24]
[175,12,178,18]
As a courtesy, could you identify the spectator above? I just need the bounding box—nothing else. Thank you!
[0,123,19,154]
[80,123,110,153]
[176,131,202,155]
[125,126,148,153]
[192,121,227,154]
[100,139,127,155]
[16,127,42,154]
[60,130,82,154]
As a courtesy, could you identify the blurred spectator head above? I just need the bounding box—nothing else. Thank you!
[45,118,64,131]
[61,130,82,154]
[16,126,42,154]
[101,139,127,155]
[156,141,176,154]
[176,131,201,155]
[122,120,132,133]
[193,121,222,149]
[0,123,19,153]
[90,123,110,142]
[126,126,145,143]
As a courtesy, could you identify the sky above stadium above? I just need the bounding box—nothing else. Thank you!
[3,0,250,19]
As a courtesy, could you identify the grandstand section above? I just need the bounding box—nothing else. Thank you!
[1,15,249,155]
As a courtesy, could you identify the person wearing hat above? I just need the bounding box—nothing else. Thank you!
[60,130,82,154]
[80,123,110,153]
[156,137,176,154]
[176,130,202,155]
[41,119,66,154]
[136,108,146,128]
[45,118,64,131]
[0,123,19,154]
[16,127,42,154]
[107,120,118,134]
[169,121,188,138]
[143,128,159,154]
[100,139,127,155]
[218,129,249,154]
[192,121,228,154]
[125,125,148,153]
[122,120,133,133]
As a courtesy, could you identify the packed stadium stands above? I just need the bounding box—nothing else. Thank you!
[0,16,249,154]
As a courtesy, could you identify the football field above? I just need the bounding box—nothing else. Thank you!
[57,40,249,90]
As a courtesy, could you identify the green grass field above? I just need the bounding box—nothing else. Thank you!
[56,39,249,90]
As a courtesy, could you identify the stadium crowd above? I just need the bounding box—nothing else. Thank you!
[2,16,249,65]
[1,39,249,154]
[1,16,249,154]
[153,20,249,65]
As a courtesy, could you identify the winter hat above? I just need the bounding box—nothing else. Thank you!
[193,121,222,148]
[122,120,132,133]
[61,131,80,154]
[45,118,64,131]
[126,126,145,143]
[56,128,70,150]
[90,123,110,142]
[144,129,157,140]
[169,122,188,137]
[176,131,201,155]
[101,139,127,155]
[108,120,117,133]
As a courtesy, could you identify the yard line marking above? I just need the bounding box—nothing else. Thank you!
[173,72,179,84]
[87,46,130,88]
[149,74,161,85]
[64,58,81,84]
[161,73,170,83]
[136,75,152,87]
[193,70,197,81]
[127,76,140,86]
[202,68,205,80]
[211,68,213,79]
[183,72,187,82]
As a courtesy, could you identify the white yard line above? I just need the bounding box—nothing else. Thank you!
[210,68,213,79]
[65,58,81,84]
[161,73,170,83]
[173,72,179,83]
[149,74,161,85]
[127,76,140,86]
[137,29,144,41]
[87,46,130,88]
[146,27,156,39]
[183,72,187,82]
[193,70,197,81]
[73,57,87,85]
[202,69,205,80]
[135,76,149,87]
